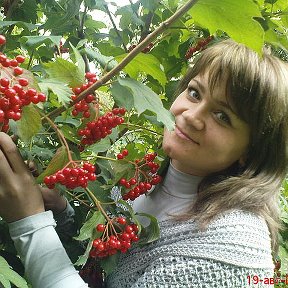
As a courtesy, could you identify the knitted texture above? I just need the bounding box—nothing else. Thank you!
[106,210,274,288]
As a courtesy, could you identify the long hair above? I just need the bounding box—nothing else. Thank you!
[173,40,288,252]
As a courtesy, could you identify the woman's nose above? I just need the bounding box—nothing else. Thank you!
[182,108,205,131]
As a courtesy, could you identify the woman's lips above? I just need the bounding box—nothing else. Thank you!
[174,126,199,144]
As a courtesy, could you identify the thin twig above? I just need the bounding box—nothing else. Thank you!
[104,4,128,52]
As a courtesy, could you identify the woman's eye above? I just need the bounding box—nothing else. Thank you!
[214,111,231,124]
[188,88,200,100]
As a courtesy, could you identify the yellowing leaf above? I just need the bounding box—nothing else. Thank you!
[17,105,42,143]
[36,146,69,183]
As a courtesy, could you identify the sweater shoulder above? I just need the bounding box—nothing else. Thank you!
[208,209,270,236]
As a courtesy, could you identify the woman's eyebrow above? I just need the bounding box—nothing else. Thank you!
[190,78,206,93]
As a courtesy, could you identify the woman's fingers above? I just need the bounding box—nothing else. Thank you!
[0,132,45,222]
[0,132,28,175]
[0,145,14,180]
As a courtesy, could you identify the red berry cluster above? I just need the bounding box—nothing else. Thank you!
[117,151,162,200]
[71,72,98,118]
[185,35,214,59]
[90,217,139,258]
[78,107,126,148]
[128,42,154,53]
[0,35,46,131]
[44,162,96,189]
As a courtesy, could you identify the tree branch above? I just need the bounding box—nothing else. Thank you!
[46,0,199,120]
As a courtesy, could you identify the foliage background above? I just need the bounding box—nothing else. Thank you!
[0,0,288,287]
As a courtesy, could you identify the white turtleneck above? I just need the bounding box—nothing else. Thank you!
[132,162,203,226]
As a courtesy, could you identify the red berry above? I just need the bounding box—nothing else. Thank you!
[4,88,17,98]
[18,78,29,86]
[14,67,24,75]
[117,217,127,225]
[85,72,96,79]
[16,55,25,63]
[129,178,137,185]
[0,35,6,45]
[119,178,127,186]
[0,78,10,87]
[2,59,10,67]
[117,153,124,160]
[37,93,46,102]
[0,109,4,122]
[96,224,105,232]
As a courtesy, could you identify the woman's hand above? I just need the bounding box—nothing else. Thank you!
[0,132,45,222]
[25,159,67,215]
[40,187,67,215]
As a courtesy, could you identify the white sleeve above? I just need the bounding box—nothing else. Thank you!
[8,211,88,288]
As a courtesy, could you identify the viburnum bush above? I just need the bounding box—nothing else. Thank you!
[0,0,288,287]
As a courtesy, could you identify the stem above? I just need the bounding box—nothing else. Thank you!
[122,122,164,136]
[27,49,35,70]
[85,187,111,223]
[41,114,74,162]
[94,155,117,162]
[45,0,199,120]
[66,190,91,208]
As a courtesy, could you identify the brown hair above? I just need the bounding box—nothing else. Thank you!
[174,40,288,252]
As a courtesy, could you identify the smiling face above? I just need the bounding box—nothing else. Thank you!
[162,71,250,176]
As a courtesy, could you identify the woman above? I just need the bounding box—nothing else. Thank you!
[0,40,287,287]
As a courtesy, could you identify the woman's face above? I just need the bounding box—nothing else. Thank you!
[162,72,250,176]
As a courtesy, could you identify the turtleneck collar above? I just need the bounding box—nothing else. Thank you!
[160,162,203,199]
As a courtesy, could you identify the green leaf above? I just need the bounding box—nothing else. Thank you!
[74,210,105,241]
[44,58,85,88]
[0,20,37,30]
[137,212,160,245]
[100,253,120,275]
[21,35,62,47]
[118,78,175,130]
[60,125,79,144]
[38,79,72,106]
[36,146,69,183]
[117,5,145,29]
[0,256,28,288]
[87,137,111,153]
[264,18,288,49]
[16,106,42,143]
[0,274,11,288]
[86,181,112,203]
[70,43,86,77]
[84,48,118,71]
[110,82,134,110]
[84,18,107,31]
[43,0,81,30]
[190,0,264,53]
[278,245,288,273]
[115,53,167,86]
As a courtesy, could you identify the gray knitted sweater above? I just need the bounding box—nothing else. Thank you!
[107,164,274,287]
[106,211,274,287]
